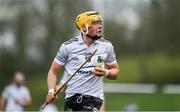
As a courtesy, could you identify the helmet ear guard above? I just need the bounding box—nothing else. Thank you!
[80,24,88,35]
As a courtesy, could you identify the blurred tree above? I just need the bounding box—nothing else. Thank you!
[104,20,128,56]
[0,0,92,76]
[140,0,180,55]
[134,0,180,83]
[15,12,28,68]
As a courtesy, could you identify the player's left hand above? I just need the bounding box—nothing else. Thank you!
[93,65,109,77]
[15,99,23,105]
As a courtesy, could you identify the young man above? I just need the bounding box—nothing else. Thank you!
[46,11,119,111]
[0,72,32,112]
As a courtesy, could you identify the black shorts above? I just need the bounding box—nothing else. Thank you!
[64,93,103,111]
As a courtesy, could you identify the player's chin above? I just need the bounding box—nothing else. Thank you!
[97,33,102,37]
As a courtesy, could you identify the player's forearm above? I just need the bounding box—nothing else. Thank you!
[47,70,57,90]
[106,68,119,80]
[0,97,5,111]
[23,100,31,106]
[16,99,31,106]
[47,61,62,92]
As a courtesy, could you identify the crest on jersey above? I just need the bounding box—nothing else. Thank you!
[97,55,104,63]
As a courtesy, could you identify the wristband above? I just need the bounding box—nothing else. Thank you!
[48,88,55,93]
[104,69,109,77]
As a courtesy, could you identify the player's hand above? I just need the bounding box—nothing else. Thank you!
[15,99,23,105]
[46,89,57,103]
[93,65,109,77]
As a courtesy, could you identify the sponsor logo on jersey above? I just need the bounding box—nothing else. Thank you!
[71,56,79,61]
[78,70,93,76]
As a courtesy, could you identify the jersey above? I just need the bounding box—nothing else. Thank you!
[60,71,69,84]
[1,83,31,112]
[54,34,117,100]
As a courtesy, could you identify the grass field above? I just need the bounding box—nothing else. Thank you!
[105,93,180,111]
[25,75,180,111]
[27,90,180,111]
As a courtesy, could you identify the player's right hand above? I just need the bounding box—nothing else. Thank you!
[46,90,56,103]
[15,99,23,105]
[93,65,108,77]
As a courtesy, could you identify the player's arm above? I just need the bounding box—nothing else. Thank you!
[104,43,119,80]
[93,43,119,79]
[46,61,63,102]
[106,63,119,80]
[22,99,31,106]
[15,99,31,106]
[93,63,119,80]
[100,100,105,112]
[0,96,6,111]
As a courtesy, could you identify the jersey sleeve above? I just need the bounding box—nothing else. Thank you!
[105,43,117,65]
[54,43,68,65]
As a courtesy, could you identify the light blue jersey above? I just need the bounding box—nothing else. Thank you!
[54,34,117,100]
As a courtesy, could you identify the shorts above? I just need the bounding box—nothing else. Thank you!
[64,93,103,111]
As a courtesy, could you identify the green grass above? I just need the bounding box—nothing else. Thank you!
[24,74,180,111]
[105,93,180,111]
[145,54,180,83]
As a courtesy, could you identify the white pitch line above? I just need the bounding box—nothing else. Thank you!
[104,83,157,94]
[162,84,180,94]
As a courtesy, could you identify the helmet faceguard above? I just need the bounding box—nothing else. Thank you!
[76,11,103,35]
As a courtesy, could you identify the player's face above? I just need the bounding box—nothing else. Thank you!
[88,20,103,37]
[14,73,25,86]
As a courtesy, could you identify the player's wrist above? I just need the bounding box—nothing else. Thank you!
[48,88,55,93]
[104,69,109,77]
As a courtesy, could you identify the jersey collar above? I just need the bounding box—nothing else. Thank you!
[78,34,100,45]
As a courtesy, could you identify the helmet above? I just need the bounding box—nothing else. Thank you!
[76,11,102,34]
